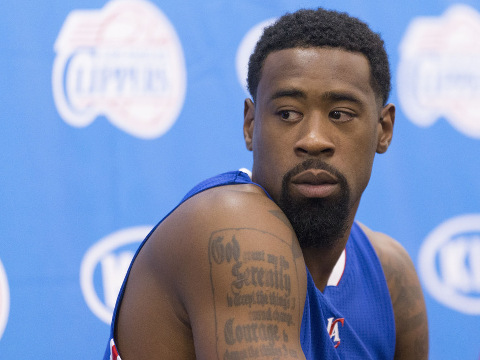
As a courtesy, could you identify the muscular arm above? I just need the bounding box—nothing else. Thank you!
[360,224,429,360]
[116,185,307,359]
[197,226,305,359]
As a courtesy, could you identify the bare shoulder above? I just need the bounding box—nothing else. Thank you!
[358,222,411,267]
[117,183,307,359]
[358,222,429,360]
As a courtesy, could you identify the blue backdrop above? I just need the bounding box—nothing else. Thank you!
[1,0,479,358]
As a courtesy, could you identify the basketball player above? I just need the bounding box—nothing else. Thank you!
[104,8,428,359]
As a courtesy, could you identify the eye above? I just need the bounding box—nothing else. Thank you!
[329,110,355,123]
[277,110,302,122]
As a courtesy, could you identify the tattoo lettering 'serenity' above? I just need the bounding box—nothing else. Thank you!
[208,228,301,359]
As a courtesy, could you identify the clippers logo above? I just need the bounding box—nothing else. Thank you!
[397,5,480,138]
[0,259,9,339]
[326,317,344,348]
[80,226,151,323]
[418,214,480,314]
[52,0,186,139]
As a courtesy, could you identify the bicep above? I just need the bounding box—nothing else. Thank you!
[389,246,429,360]
[183,226,307,360]
[370,231,429,360]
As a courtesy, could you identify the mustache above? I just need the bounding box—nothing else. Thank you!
[282,159,346,184]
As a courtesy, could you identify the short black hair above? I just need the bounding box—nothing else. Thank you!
[247,8,391,105]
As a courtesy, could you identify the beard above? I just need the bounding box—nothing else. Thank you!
[277,159,351,249]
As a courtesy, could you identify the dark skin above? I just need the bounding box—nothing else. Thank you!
[116,184,308,359]
[243,47,428,359]
[114,47,429,359]
[245,47,389,290]
[362,225,430,358]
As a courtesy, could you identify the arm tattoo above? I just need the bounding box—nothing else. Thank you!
[208,228,303,359]
[382,256,429,358]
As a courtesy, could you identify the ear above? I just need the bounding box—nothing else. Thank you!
[243,98,255,151]
[376,103,395,154]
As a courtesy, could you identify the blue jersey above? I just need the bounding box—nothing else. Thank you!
[104,171,395,359]
[300,222,396,359]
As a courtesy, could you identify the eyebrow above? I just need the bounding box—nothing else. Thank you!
[269,89,364,106]
[321,91,363,105]
[270,88,307,101]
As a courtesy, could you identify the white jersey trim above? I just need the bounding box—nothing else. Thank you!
[327,249,346,287]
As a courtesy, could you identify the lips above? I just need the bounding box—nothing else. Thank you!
[291,169,338,185]
[290,170,339,198]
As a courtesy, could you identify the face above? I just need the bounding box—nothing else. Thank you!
[244,47,394,246]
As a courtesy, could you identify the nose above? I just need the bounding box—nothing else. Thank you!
[294,114,335,157]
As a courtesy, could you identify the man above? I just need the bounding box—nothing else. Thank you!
[104,8,428,359]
